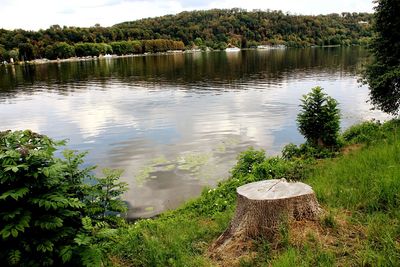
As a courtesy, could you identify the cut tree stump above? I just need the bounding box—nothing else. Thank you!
[210,179,320,256]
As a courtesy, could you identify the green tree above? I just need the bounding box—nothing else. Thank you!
[297,87,340,147]
[0,130,127,266]
[18,43,35,61]
[45,42,75,59]
[0,130,84,265]
[7,49,19,62]
[363,0,400,115]
[0,45,6,62]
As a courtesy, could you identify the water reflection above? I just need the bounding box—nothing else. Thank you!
[0,47,389,218]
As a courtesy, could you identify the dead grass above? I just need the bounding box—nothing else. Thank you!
[341,144,364,155]
[207,208,368,266]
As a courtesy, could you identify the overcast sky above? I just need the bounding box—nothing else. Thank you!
[0,0,375,30]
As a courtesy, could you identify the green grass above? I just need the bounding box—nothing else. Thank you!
[310,134,400,212]
[107,120,400,266]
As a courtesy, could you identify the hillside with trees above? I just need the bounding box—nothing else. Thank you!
[116,9,373,49]
[0,9,373,62]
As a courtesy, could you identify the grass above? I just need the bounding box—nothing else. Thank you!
[106,119,400,266]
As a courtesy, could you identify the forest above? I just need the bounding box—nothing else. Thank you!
[0,9,373,61]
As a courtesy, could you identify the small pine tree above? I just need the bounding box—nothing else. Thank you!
[297,87,340,148]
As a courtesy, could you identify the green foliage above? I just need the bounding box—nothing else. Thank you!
[110,40,142,55]
[297,86,341,148]
[45,42,75,59]
[0,45,6,61]
[363,0,400,115]
[365,65,400,115]
[282,142,339,159]
[84,168,128,227]
[142,39,185,53]
[278,216,290,249]
[357,213,400,266]
[342,120,382,144]
[0,130,128,266]
[309,120,400,212]
[231,148,266,178]
[116,9,373,48]
[342,119,400,145]
[7,49,19,62]
[18,43,35,61]
[74,43,113,57]
[271,247,335,267]
[0,130,81,265]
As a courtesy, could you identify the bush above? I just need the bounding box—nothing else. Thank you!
[0,130,127,266]
[282,142,339,160]
[231,148,266,178]
[297,86,341,148]
[342,119,400,145]
[281,143,301,159]
[342,120,382,144]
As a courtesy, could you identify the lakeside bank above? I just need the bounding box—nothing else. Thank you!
[105,119,400,266]
[1,44,362,68]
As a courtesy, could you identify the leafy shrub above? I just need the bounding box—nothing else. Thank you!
[282,142,339,160]
[0,130,127,266]
[342,119,400,145]
[231,148,266,178]
[342,120,382,144]
[84,168,128,226]
[297,86,341,148]
[281,143,301,159]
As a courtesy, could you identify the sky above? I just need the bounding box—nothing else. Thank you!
[0,0,375,30]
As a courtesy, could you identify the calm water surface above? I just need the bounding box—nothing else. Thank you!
[0,48,388,218]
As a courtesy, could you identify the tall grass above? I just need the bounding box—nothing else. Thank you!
[309,134,400,212]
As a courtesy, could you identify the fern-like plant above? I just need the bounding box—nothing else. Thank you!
[0,130,128,266]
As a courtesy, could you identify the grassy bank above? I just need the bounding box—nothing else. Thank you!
[106,120,400,266]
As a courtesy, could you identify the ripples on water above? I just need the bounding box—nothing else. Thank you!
[0,47,389,218]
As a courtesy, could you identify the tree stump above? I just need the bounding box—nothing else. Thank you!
[210,179,320,254]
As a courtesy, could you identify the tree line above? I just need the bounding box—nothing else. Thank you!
[116,9,373,49]
[0,9,373,62]
[0,39,185,62]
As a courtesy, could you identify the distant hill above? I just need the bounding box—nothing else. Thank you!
[0,8,373,61]
[115,9,374,48]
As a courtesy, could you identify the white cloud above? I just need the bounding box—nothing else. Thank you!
[0,0,375,30]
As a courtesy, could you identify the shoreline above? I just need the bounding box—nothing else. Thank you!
[5,51,190,66]
[0,45,361,67]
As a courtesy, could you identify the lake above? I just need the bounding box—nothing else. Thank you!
[0,47,388,218]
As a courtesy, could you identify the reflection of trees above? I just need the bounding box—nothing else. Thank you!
[0,47,368,100]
